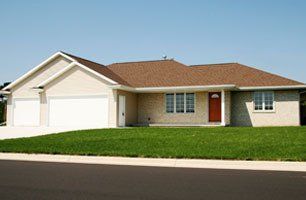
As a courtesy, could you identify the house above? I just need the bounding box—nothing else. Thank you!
[1,51,305,128]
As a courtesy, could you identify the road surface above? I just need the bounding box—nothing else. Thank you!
[0,160,305,200]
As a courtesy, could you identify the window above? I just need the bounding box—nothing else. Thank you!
[176,93,185,113]
[166,94,174,113]
[254,92,263,110]
[264,92,274,110]
[165,93,195,113]
[186,93,195,113]
[253,91,274,111]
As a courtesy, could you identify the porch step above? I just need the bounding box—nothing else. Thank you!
[132,123,224,127]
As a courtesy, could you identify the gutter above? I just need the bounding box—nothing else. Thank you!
[109,85,136,92]
[134,85,236,92]
[30,87,44,93]
[110,84,306,93]
[0,90,10,95]
[238,85,306,91]
[109,84,237,93]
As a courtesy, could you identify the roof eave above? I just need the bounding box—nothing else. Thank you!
[238,85,306,91]
[4,51,119,91]
[3,51,77,91]
[0,90,11,95]
[110,84,237,93]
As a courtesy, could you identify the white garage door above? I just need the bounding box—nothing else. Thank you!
[48,95,109,128]
[13,99,40,126]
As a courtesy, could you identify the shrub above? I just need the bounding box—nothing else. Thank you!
[0,101,5,123]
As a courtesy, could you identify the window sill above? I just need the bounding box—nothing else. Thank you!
[165,112,196,114]
[253,110,275,113]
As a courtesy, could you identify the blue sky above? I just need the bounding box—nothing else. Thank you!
[1,0,306,83]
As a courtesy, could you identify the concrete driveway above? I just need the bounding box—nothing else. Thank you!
[0,127,79,140]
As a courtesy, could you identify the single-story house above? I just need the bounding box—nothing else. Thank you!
[1,51,305,128]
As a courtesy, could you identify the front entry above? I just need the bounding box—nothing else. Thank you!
[209,92,221,122]
[118,95,126,127]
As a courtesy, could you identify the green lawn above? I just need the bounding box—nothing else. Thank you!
[0,127,305,161]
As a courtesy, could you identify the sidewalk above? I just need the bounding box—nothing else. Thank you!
[0,153,305,172]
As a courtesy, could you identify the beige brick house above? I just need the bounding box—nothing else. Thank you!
[1,52,305,128]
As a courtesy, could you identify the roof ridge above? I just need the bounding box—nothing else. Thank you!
[110,59,175,65]
[60,51,132,86]
[190,62,239,67]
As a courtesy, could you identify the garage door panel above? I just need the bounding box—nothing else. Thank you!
[13,99,40,126]
[48,96,108,128]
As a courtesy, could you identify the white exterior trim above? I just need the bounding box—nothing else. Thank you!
[110,84,236,93]
[136,85,236,92]
[36,62,118,88]
[252,91,276,113]
[0,90,11,94]
[37,62,77,88]
[221,90,225,126]
[164,92,196,114]
[238,85,306,91]
[3,52,77,90]
[4,52,119,91]
[108,85,136,91]
[111,84,306,93]
[75,62,118,85]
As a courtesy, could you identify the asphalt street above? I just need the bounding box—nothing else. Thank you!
[0,160,305,200]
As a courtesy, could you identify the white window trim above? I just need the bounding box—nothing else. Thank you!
[165,93,175,113]
[165,93,196,114]
[175,93,185,113]
[184,93,187,113]
[253,91,275,113]
[186,93,196,113]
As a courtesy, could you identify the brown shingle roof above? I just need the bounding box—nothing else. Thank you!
[108,61,303,87]
[62,52,130,86]
[191,63,303,87]
[108,60,217,87]
[62,52,304,88]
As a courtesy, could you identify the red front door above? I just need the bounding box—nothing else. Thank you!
[209,92,221,122]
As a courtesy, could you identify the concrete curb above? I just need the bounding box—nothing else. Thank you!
[0,153,305,172]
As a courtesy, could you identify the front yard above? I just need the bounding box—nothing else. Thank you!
[0,127,305,161]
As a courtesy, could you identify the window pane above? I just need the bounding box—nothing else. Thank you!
[176,93,185,113]
[166,94,174,113]
[264,92,274,110]
[186,93,195,113]
[254,92,263,110]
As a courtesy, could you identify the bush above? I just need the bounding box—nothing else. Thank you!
[0,101,5,123]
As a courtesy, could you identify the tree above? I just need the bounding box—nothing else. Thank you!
[0,82,10,124]
[0,82,10,102]
[0,84,3,102]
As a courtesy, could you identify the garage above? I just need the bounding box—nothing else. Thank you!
[48,95,109,128]
[13,99,40,126]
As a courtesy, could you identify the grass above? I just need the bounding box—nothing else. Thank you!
[0,127,305,161]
